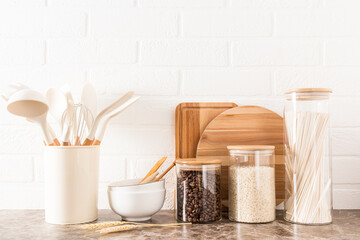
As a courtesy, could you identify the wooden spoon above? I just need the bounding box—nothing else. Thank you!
[155,161,175,182]
[140,172,158,184]
[139,157,167,184]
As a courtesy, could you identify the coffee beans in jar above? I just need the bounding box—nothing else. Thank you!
[176,159,221,223]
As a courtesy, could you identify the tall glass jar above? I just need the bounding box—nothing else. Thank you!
[284,88,332,225]
[176,159,221,223]
[227,145,276,223]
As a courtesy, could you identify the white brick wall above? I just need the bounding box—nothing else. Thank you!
[0,8,86,37]
[0,0,359,210]
[0,40,45,65]
[48,39,137,64]
[140,40,228,66]
[232,40,321,66]
[182,10,272,37]
[91,9,178,37]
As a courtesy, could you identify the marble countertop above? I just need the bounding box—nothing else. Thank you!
[0,210,359,240]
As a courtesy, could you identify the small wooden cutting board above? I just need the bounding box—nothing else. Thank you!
[175,102,238,159]
[196,105,285,206]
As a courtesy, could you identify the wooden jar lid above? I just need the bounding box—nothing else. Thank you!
[284,88,333,94]
[176,158,222,165]
[227,145,275,151]
[284,88,332,100]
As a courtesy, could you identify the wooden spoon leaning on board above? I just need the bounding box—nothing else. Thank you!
[196,105,285,206]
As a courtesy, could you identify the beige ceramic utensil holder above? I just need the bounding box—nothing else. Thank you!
[44,146,100,224]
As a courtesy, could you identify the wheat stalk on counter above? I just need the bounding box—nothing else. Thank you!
[99,223,190,234]
[80,221,191,234]
[80,221,130,229]
[99,225,138,234]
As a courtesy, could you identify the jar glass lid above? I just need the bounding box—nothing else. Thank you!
[176,158,222,165]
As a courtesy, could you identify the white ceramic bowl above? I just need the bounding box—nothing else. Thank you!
[108,178,165,221]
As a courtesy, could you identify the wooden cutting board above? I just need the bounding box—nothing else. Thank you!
[175,102,238,159]
[196,105,285,206]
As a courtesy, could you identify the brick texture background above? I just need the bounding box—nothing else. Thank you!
[0,0,359,209]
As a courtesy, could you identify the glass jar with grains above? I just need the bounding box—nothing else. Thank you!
[227,145,276,223]
[176,159,221,223]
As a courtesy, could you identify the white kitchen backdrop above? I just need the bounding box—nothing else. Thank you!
[0,0,359,210]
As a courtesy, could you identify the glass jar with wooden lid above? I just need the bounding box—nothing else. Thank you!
[227,145,276,223]
[284,88,333,225]
[176,158,221,223]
